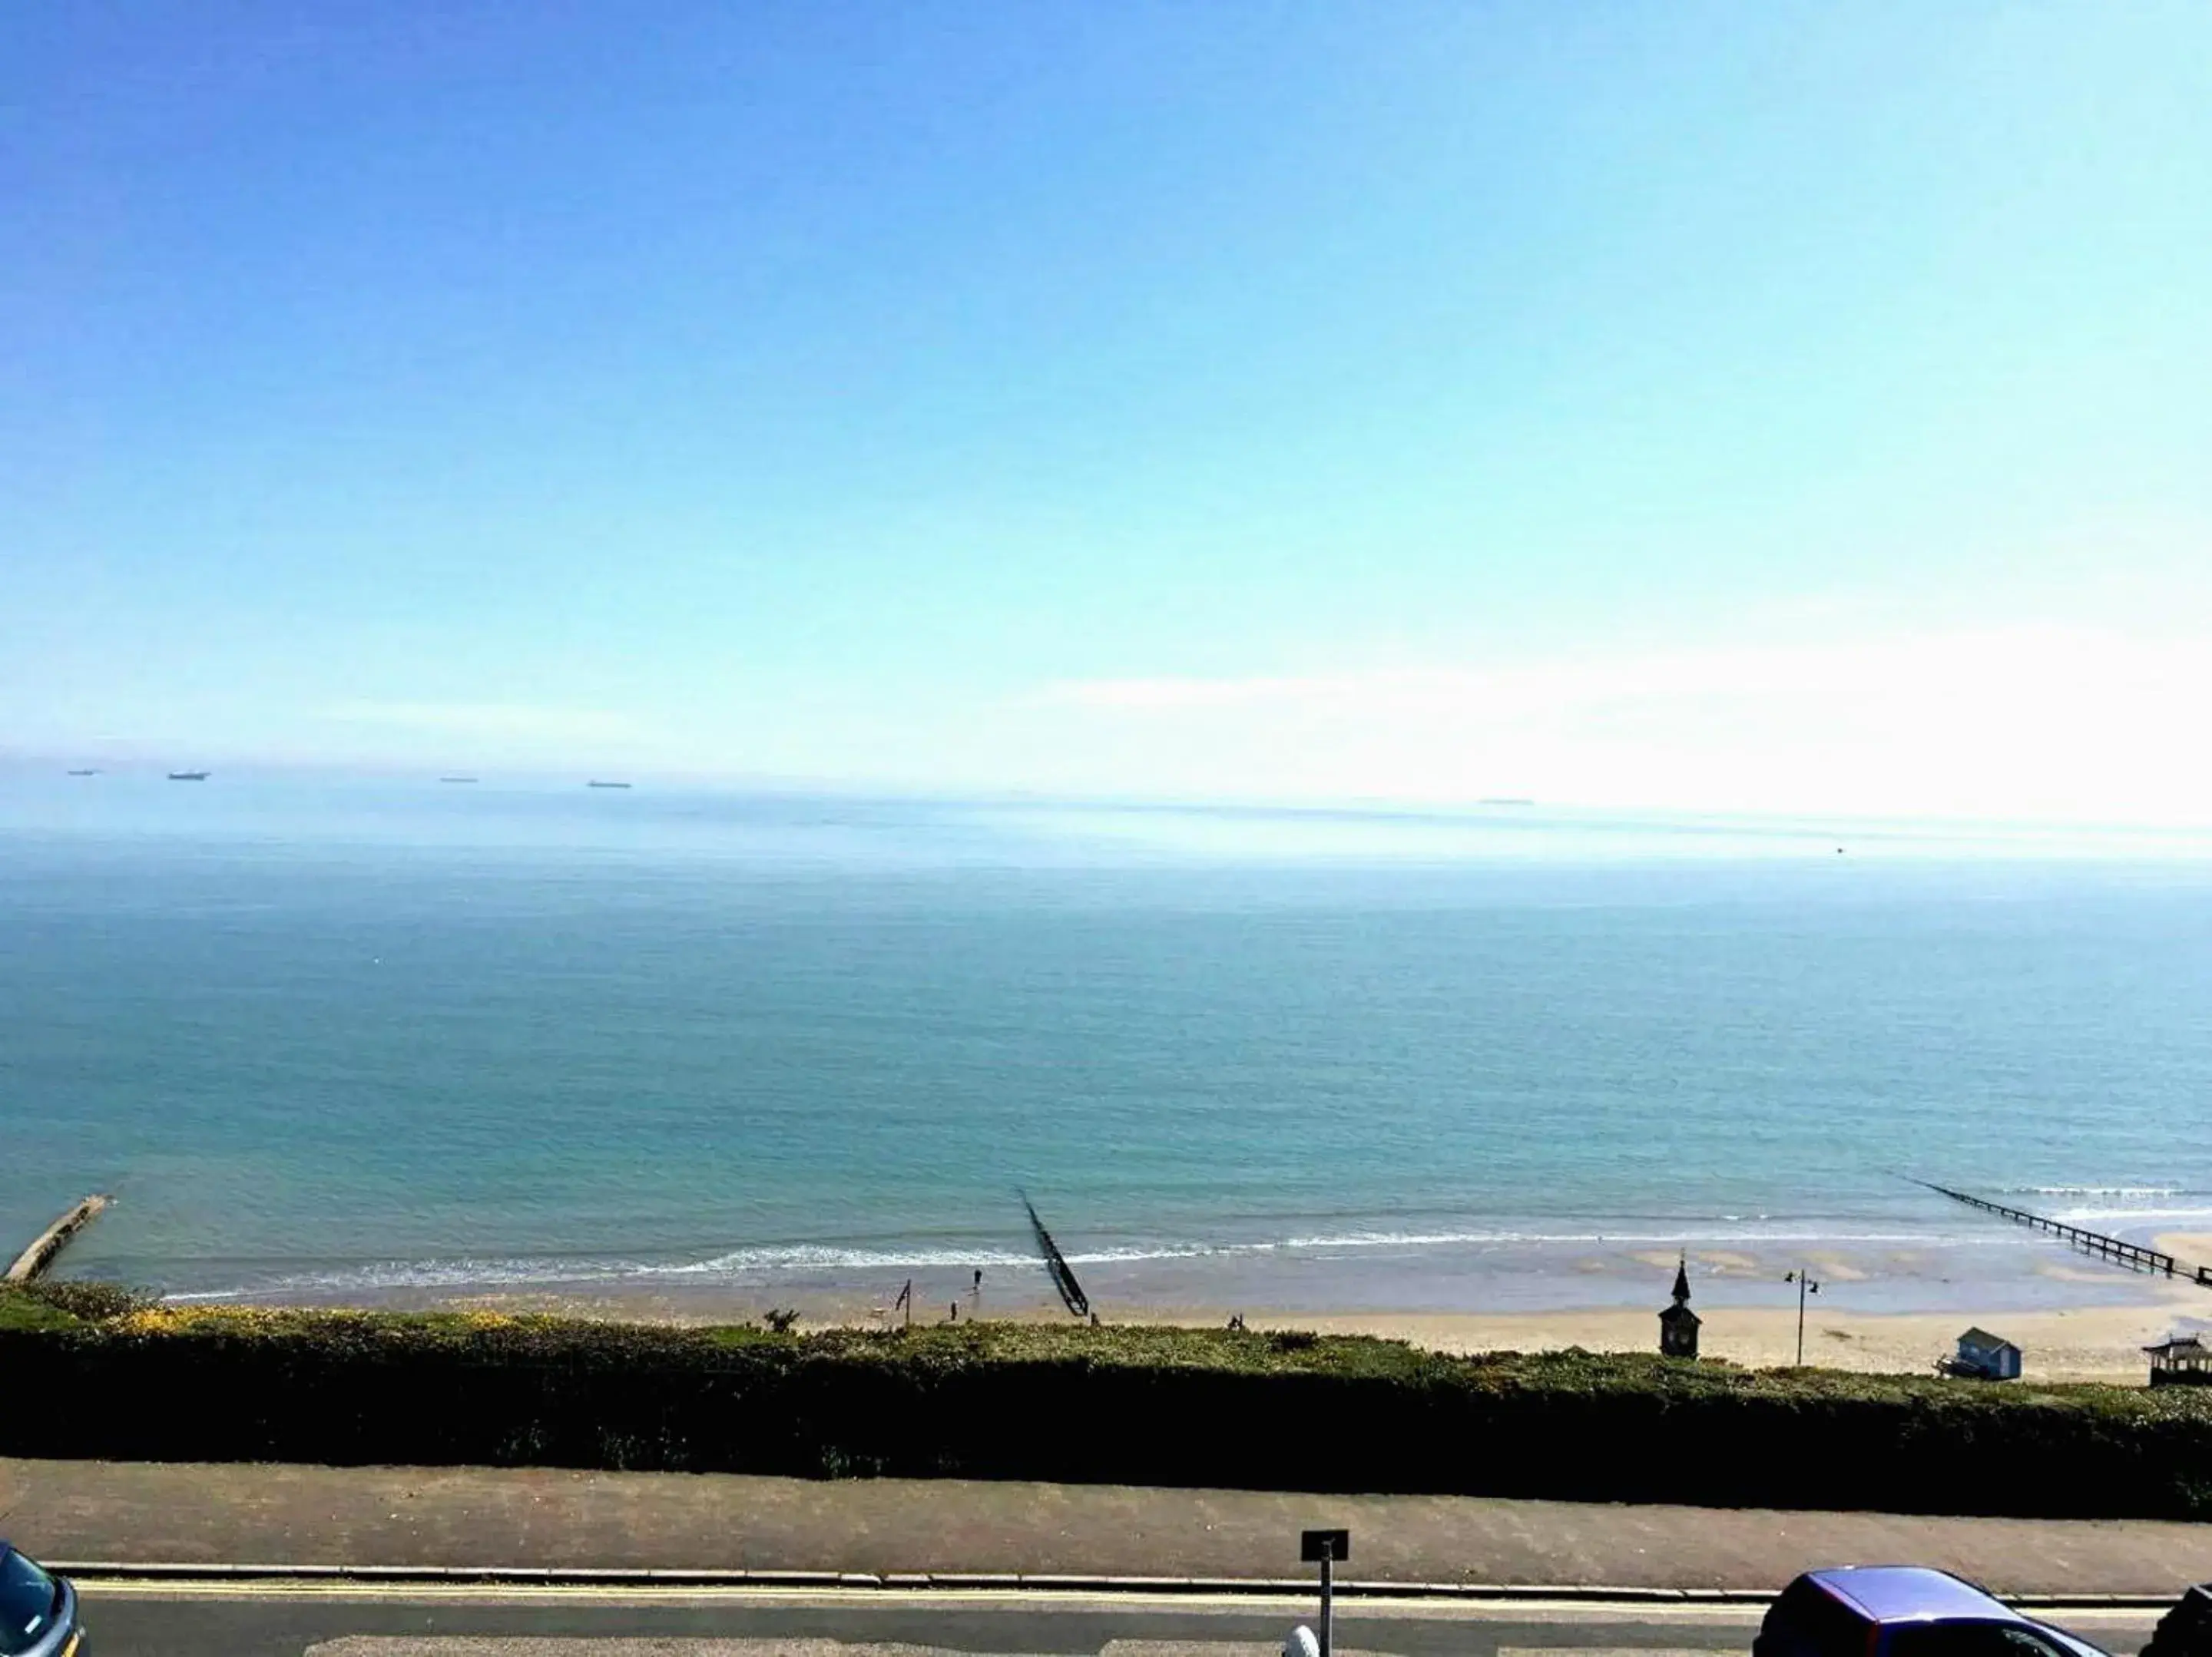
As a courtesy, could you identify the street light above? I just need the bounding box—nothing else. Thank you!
[1783,1268,1821,1367]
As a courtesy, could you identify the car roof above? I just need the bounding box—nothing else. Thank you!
[1810,1567,2016,1624]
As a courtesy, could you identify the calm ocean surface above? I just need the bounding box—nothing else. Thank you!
[5,772,2212,1311]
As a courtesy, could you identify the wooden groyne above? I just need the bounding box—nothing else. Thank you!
[1921,1181,2212,1286]
[5,1194,114,1284]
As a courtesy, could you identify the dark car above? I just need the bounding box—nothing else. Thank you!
[1756,1567,2108,1657]
[0,1543,83,1657]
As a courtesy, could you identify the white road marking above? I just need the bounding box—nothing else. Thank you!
[1498,1649,1737,1657]
[305,1645,992,1656]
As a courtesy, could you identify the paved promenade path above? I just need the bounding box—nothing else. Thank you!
[5,1457,2207,1599]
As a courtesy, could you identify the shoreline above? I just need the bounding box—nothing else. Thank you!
[133,1222,2212,1310]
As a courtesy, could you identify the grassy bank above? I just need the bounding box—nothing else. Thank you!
[6,1294,2212,1517]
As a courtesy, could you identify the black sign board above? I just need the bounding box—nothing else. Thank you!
[1300,1528,1349,1563]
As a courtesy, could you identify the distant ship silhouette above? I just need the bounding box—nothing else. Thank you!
[438,776,478,784]
[66,769,99,777]
[167,770,210,782]
[585,779,632,789]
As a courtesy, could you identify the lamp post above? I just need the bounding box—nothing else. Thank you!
[1783,1268,1821,1367]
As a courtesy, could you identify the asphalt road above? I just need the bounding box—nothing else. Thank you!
[67,1583,2163,1657]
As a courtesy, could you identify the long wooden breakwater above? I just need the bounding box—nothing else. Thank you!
[5,1193,113,1284]
[1922,1181,2212,1286]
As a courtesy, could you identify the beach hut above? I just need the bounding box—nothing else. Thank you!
[1948,1327,2022,1381]
[1658,1257,1700,1359]
[2146,1335,2212,1387]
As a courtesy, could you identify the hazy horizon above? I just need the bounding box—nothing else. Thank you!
[12,765,2212,871]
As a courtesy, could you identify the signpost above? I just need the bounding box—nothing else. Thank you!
[1300,1529,1349,1657]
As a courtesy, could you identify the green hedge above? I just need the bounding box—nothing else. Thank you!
[5,1305,2210,1518]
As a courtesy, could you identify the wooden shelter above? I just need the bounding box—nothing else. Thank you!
[2146,1334,2212,1387]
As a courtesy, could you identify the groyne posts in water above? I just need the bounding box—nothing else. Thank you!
[1020,1191,1092,1321]
[5,1194,114,1284]
[1919,1181,2204,1282]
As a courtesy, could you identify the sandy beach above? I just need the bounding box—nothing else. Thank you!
[290,1232,2212,1387]
[402,1292,2200,1383]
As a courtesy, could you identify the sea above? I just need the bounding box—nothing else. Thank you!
[5,768,2212,1320]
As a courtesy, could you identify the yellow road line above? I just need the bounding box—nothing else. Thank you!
[64,1578,2160,1629]
[68,1579,1772,1619]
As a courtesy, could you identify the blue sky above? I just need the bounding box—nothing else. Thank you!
[6,3,2210,818]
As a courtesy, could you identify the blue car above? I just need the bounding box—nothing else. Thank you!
[1757,1567,2108,1657]
[0,1543,82,1657]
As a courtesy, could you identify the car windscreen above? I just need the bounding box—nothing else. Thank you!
[0,1549,61,1656]
[1763,1579,1873,1657]
[1887,1622,2085,1657]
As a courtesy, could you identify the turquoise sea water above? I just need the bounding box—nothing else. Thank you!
[5,772,2212,1311]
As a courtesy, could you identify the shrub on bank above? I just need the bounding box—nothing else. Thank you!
[0,1288,82,1333]
[0,1279,157,1330]
[5,1305,2210,1519]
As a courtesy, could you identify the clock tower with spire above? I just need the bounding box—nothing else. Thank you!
[1659,1254,1700,1358]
